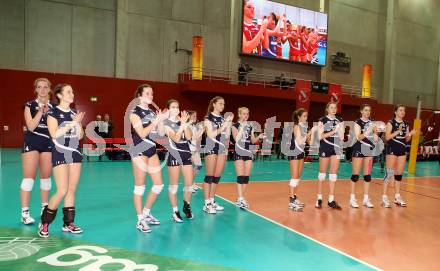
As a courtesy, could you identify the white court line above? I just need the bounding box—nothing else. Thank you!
[214,194,382,271]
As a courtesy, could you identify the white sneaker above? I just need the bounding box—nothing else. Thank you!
[288,202,304,212]
[144,214,160,225]
[172,211,183,223]
[203,203,217,214]
[192,184,199,191]
[350,198,359,208]
[363,199,374,208]
[21,214,35,225]
[136,219,151,233]
[235,199,249,210]
[394,196,407,207]
[212,201,224,211]
[294,198,305,207]
[382,197,391,208]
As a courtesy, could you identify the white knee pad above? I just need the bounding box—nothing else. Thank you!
[21,178,34,192]
[133,185,146,196]
[289,179,299,188]
[168,185,178,194]
[329,174,337,182]
[318,173,326,181]
[151,184,164,194]
[40,178,51,191]
[183,186,192,192]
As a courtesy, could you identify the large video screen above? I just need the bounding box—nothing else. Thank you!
[241,0,328,66]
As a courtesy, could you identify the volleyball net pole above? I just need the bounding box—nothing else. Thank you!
[408,96,422,175]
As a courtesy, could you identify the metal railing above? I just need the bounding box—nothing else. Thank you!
[179,67,378,98]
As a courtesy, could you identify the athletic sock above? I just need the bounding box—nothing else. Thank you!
[142,208,151,216]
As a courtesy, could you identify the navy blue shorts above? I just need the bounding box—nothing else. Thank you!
[288,153,305,160]
[386,144,407,156]
[319,147,340,157]
[52,149,83,167]
[233,153,252,161]
[204,148,227,156]
[167,152,192,167]
[22,133,52,153]
[130,143,157,158]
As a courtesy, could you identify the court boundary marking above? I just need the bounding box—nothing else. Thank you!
[211,175,440,271]
[213,193,382,271]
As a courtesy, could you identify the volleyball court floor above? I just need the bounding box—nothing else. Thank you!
[0,148,439,271]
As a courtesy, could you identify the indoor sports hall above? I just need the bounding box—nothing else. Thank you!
[0,1,439,271]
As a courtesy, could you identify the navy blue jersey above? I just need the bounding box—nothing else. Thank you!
[262,36,278,57]
[387,118,408,148]
[319,115,343,144]
[233,122,253,154]
[354,118,375,148]
[130,105,157,146]
[318,115,343,157]
[47,106,81,153]
[205,112,226,151]
[164,119,191,153]
[290,123,308,154]
[24,100,54,138]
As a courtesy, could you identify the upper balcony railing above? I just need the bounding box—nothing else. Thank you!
[179,67,377,99]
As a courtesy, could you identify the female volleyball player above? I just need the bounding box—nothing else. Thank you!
[242,0,268,55]
[316,102,345,210]
[39,84,84,238]
[164,99,194,222]
[203,96,233,214]
[130,84,169,233]
[288,108,312,211]
[350,104,378,208]
[231,107,264,209]
[262,12,285,58]
[382,105,417,207]
[286,21,300,62]
[299,26,309,63]
[21,78,53,225]
[188,111,203,192]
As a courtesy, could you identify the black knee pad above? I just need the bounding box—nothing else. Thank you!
[41,207,57,224]
[62,207,75,225]
[204,176,213,184]
[363,175,371,182]
[394,175,402,181]
[212,176,221,184]
[237,176,246,184]
[244,176,250,184]
[351,174,359,183]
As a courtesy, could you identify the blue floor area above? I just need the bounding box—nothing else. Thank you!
[0,148,382,270]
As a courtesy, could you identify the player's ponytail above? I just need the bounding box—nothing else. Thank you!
[53,84,70,105]
[206,96,224,117]
[292,108,307,125]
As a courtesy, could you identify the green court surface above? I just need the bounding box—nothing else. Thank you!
[1,148,438,270]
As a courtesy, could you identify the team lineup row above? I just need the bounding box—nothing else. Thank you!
[18,78,418,237]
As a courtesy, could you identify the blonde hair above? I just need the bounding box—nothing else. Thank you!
[238,107,249,115]
[34,78,51,88]
[325,101,338,114]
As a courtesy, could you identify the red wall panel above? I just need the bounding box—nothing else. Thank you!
[0,69,435,148]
